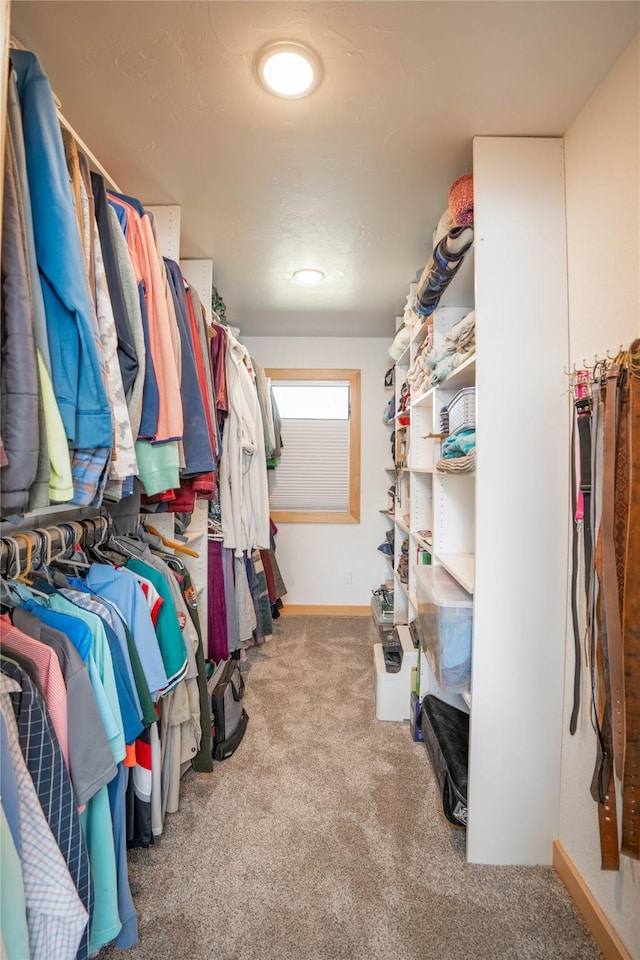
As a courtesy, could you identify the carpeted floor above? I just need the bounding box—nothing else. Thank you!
[104,616,602,960]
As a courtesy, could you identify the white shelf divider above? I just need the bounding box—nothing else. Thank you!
[435,552,475,594]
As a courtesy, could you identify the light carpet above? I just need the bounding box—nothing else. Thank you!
[104,616,602,960]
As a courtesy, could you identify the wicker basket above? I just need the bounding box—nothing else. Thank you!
[447,387,476,435]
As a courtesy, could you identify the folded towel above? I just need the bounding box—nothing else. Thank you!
[449,174,474,226]
[446,309,476,347]
[429,345,475,386]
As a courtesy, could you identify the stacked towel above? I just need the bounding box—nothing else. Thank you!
[407,310,476,394]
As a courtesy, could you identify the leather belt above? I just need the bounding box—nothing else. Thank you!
[569,417,581,735]
[592,385,620,870]
[621,339,640,860]
[601,364,625,779]
[570,344,640,867]
[570,370,593,735]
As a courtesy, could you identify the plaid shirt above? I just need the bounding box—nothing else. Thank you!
[0,670,89,960]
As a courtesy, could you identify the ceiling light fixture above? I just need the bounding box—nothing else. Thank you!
[293,268,325,285]
[256,41,322,99]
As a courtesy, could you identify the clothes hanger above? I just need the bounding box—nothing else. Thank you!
[142,523,200,558]
[103,535,141,562]
[0,535,50,601]
[13,533,35,585]
[0,537,21,609]
[29,528,56,585]
[49,523,92,573]
[207,518,225,542]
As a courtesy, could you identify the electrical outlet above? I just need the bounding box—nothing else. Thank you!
[343,571,352,584]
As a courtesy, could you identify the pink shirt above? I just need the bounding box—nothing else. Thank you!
[107,195,183,443]
[0,615,70,769]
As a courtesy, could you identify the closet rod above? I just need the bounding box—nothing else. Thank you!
[0,514,112,579]
[9,34,123,192]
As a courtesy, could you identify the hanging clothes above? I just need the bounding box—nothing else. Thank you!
[11,50,113,452]
[219,332,270,556]
[0,671,89,960]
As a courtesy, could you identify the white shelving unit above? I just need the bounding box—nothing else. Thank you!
[385,136,570,867]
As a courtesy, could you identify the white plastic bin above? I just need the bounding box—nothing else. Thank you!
[373,626,418,721]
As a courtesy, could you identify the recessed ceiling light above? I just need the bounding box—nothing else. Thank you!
[293,268,325,285]
[256,42,322,99]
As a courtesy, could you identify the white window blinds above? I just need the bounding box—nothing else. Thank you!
[268,418,350,512]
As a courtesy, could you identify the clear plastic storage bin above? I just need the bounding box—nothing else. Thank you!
[414,565,473,692]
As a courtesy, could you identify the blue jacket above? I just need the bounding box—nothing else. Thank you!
[12,50,112,450]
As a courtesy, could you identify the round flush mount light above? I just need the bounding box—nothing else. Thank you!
[256,41,322,99]
[293,268,325,285]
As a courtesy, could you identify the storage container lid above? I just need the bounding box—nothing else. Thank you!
[414,564,473,608]
[447,386,475,408]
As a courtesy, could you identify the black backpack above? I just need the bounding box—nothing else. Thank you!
[208,659,249,761]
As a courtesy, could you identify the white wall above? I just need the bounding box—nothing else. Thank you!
[243,336,393,607]
[561,33,640,959]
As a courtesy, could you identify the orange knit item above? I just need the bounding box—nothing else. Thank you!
[449,174,474,226]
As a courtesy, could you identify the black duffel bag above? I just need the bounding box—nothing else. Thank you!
[208,659,249,761]
[420,694,469,828]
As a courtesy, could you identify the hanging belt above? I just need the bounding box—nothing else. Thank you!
[570,370,593,735]
[591,383,620,870]
[621,339,640,860]
[575,377,594,602]
[601,364,625,779]
[569,418,581,735]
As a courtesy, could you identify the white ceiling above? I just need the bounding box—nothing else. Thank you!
[9,1,640,338]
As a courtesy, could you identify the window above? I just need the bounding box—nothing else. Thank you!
[266,368,361,523]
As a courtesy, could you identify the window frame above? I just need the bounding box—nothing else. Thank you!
[266,368,361,524]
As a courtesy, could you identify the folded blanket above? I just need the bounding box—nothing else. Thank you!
[441,428,476,458]
[415,226,474,317]
[449,174,474,226]
[430,347,474,386]
[436,449,476,474]
[447,309,476,347]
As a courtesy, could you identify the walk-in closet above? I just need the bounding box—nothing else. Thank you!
[1,3,639,960]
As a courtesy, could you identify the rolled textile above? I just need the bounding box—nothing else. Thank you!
[388,324,411,360]
[415,226,474,318]
[449,173,474,226]
[434,208,455,245]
